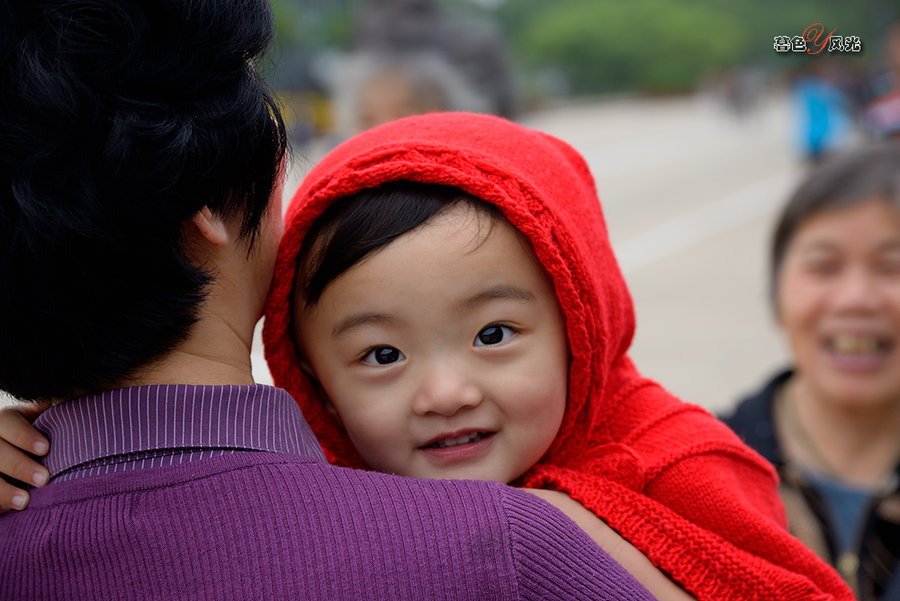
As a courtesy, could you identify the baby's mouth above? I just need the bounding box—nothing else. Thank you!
[423,431,493,449]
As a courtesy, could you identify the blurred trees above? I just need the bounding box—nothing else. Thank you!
[503,0,744,93]
[497,0,874,94]
[268,0,885,97]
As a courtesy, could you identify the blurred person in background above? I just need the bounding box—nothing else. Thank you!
[865,21,900,138]
[338,53,490,133]
[791,59,857,163]
[723,142,900,601]
[327,0,515,136]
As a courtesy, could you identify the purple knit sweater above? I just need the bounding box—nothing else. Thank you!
[0,385,655,600]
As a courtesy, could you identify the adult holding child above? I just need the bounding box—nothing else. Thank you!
[724,142,900,601]
[0,2,661,599]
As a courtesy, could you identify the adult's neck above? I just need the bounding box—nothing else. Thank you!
[133,309,257,388]
[125,210,267,389]
[785,375,900,488]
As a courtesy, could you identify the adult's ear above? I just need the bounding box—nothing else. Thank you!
[190,206,230,247]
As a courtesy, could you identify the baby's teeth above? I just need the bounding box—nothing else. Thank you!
[434,433,481,448]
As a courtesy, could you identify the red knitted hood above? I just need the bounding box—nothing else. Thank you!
[264,112,853,601]
[264,111,640,472]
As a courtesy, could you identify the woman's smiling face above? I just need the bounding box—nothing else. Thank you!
[777,198,900,409]
[294,203,569,482]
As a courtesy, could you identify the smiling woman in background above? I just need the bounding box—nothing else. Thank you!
[723,142,900,601]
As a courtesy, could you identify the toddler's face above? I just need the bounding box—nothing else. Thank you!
[294,204,568,482]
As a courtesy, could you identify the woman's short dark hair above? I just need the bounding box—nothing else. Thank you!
[0,0,287,400]
[295,181,502,307]
[771,141,900,303]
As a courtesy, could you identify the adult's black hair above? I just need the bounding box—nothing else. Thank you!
[296,181,501,307]
[0,0,287,401]
[770,141,900,305]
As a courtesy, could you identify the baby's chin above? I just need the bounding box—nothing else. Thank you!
[412,469,513,484]
[402,461,522,484]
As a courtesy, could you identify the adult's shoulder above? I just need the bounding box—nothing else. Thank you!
[11,452,654,600]
[293,460,655,601]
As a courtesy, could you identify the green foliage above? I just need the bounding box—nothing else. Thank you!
[270,0,304,46]
[270,0,355,49]
[497,0,876,94]
[510,0,743,93]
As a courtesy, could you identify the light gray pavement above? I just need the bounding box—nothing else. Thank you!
[248,93,802,415]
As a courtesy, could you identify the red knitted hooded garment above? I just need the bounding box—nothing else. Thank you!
[264,112,852,601]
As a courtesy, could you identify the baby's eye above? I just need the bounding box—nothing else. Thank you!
[361,346,405,365]
[474,325,516,346]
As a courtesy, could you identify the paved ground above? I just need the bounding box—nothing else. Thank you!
[2,94,801,416]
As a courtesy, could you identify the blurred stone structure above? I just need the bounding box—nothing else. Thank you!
[327,0,515,135]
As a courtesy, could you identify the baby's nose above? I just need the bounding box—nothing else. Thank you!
[411,362,483,417]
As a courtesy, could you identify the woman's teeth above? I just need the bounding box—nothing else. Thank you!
[828,334,885,355]
[429,432,489,449]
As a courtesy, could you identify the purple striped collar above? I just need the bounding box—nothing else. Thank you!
[35,384,327,481]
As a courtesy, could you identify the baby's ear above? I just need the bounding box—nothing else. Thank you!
[323,400,340,422]
[315,388,341,423]
[298,360,343,423]
[297,357,315,379]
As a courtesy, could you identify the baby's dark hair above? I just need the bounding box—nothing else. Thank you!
[295,181,503,307]
[771,141,900,303]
